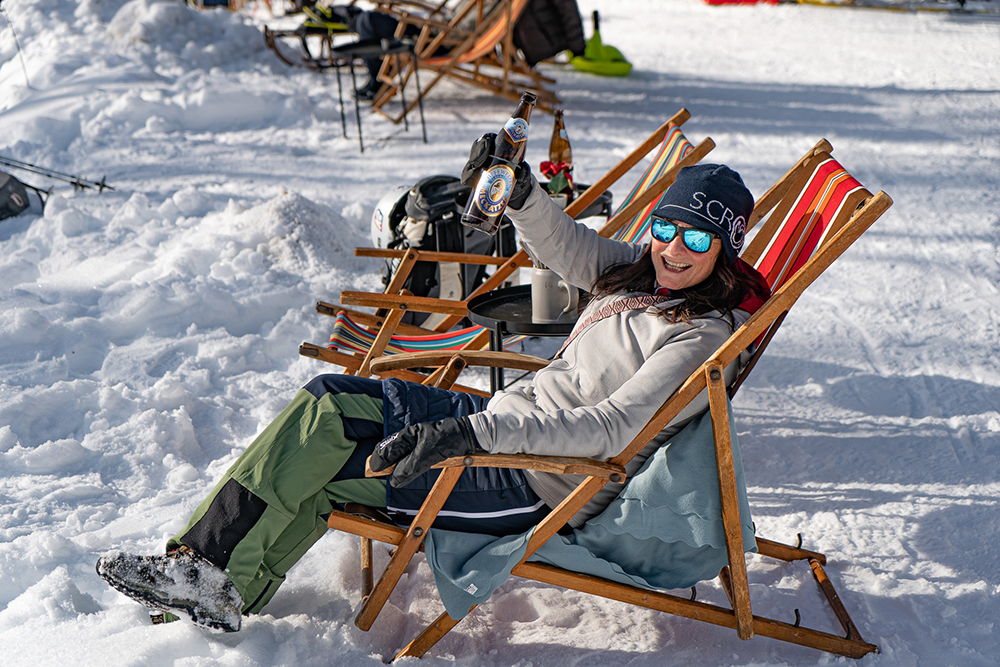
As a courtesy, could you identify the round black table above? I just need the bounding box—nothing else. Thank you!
[467,285,577,394]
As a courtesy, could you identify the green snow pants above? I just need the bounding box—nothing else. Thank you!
[167,374,539,616]
[167,375,388,614]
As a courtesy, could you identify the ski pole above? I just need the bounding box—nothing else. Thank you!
[22,182,51,211]
[0,1,30,87]
[0,155,115,192]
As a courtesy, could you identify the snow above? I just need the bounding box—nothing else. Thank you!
[1,0,998,665]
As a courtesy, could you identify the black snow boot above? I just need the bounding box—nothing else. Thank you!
[96,545,243,632]
[354,79,382,101]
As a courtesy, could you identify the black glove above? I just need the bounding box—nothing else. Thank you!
[460,134,534,211]
[460,133,496,187]
[369,416,481,488]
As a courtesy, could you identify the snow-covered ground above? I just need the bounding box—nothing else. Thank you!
[1,0,998,665]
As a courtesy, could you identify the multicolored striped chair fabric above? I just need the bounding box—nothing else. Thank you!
[327,311,525,356]
[610,125,695,244]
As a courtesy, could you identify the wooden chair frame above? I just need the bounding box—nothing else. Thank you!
[324,139,893,661]
[263,1,450,70]
[369,0,560,123]
[299,109,713,387]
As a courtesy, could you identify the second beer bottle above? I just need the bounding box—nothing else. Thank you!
[461,91,537,236]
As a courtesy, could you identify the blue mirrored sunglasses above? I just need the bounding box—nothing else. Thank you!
[650,217,717,253]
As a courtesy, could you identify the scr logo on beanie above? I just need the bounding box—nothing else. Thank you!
[688,191,747,253]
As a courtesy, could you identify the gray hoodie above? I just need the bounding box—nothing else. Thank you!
[466,181,752,527]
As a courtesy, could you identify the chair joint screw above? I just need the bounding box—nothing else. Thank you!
[412,527,424,538]
[463,456,475,467]
[709,369,722,382]
[609,473,622,483]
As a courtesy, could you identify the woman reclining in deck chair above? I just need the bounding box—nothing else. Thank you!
[96,137,770,632]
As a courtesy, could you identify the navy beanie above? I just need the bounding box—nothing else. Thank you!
[652,164,754,261]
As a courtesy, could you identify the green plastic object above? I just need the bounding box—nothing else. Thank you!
[570,55,633,77]
[570,11,632,77]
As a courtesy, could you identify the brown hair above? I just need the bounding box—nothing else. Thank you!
[590,246,767,323]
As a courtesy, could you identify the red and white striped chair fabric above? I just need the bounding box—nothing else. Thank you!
[753,157,868,289]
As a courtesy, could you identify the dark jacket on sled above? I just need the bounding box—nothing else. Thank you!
[514,0,586,66]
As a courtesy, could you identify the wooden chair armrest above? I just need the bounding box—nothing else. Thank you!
[355,247,508,266]
[401,17,471,37]
[370,350,548,373]
[367,452,627,483]
[340,290,469,315]
[370,0,450,18]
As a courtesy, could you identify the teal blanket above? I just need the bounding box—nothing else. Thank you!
[423,405,757,620]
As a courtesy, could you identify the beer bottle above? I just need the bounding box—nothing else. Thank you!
[461,92,537,235]
[547,109,573,202]
[548,110,572,166]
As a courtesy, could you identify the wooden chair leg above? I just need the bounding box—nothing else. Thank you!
[354,466,465,631]
[357,295,410,377]
[395,611,462,660]
[360,537,374,603]
[707,362,753,639]
[380,249,420,316]
[809,558,863,641]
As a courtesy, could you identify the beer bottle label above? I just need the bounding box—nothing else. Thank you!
[502,117,529,144]
[473,164,516,217]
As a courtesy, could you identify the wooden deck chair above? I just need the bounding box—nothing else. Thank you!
[298,109,714,383]
[263,1,449,70]
[324,139,894,661]
[369,0,558,123]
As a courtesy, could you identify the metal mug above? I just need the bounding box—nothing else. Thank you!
[531,267,579,323]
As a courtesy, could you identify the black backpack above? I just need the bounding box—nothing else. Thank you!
[376,175,516,325]
[0,171,30,221]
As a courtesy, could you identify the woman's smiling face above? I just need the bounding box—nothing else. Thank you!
[649,220,722,291]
